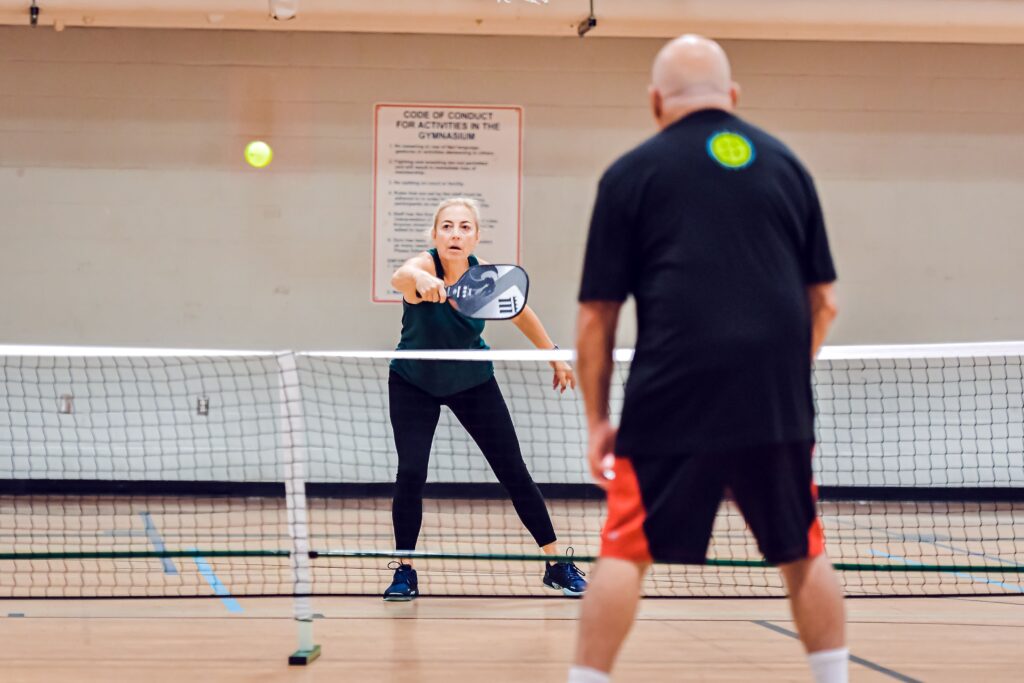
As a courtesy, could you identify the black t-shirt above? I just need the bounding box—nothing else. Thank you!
[579,109,836,456]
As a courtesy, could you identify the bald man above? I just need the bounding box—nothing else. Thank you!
[570,35,846,683]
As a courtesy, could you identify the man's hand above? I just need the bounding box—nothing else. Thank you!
[587,420,618,490]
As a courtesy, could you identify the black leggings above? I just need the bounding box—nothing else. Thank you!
[388,370,557,552]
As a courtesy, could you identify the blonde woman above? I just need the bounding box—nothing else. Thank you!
[384,197,586,601]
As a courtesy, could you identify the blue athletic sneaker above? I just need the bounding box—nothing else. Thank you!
[383,562,418,601]
[543,549,587,597]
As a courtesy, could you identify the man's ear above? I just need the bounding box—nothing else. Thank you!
[649,86,664,128]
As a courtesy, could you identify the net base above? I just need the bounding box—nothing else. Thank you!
[288,645,322,666]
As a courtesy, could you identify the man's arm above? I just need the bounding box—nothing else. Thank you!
[577,301,622,488]
[807,283,838,360]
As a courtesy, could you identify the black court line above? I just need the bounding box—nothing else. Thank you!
[752,620,922,683]
[954,596,1024,607]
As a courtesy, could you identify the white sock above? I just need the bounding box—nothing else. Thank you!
[567,665,611,683]
[807,647,849,683]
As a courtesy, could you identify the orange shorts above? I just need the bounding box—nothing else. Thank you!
[601,442,825,565]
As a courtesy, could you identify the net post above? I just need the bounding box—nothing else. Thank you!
[277,351,321,666]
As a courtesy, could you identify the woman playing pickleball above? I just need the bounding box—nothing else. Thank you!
[383,197,586,601]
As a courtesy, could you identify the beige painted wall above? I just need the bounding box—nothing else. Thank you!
[1,28,1022,350]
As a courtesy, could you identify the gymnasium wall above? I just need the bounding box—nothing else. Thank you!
[2,27,1023,350]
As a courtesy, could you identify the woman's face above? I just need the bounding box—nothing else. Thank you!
[432,205,480,261]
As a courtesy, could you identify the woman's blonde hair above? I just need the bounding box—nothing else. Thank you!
[429,197,481,237]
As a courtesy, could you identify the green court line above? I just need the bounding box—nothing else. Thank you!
[1,549,1021,573]
[311,550,1024,572]
[0,550,287,560]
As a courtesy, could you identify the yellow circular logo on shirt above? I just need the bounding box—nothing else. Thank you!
[707,131,755,170]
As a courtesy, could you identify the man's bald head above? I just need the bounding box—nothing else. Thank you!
[649,35,738,128]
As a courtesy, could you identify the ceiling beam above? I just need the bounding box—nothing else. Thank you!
[1,0,1022,44]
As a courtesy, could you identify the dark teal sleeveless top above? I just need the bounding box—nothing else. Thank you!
[390,249,494,397]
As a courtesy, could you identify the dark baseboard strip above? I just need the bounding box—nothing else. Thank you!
[0,479,1020,503]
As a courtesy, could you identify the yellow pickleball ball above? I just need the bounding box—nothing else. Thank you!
[244,140,273,168]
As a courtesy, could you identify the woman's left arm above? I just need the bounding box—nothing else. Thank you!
[512,305,576,393]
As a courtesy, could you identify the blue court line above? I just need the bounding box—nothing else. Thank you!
[139,512,178,575]
[869,549,1024,593]
[187,547,243,613]
[920,538,1022,568]
[836,518,1024,572]
[863,524,1022,568]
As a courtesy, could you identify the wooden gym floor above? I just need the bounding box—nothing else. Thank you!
[0,595,1021,682]
[2,495,1022,680]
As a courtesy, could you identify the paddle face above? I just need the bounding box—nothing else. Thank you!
[447,264,529,320]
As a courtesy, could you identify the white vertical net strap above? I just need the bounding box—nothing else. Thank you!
[277,352,314,633]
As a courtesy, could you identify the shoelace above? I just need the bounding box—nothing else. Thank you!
[387,560,412,574]
[560,547,586,580]
[563,562,586,581]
